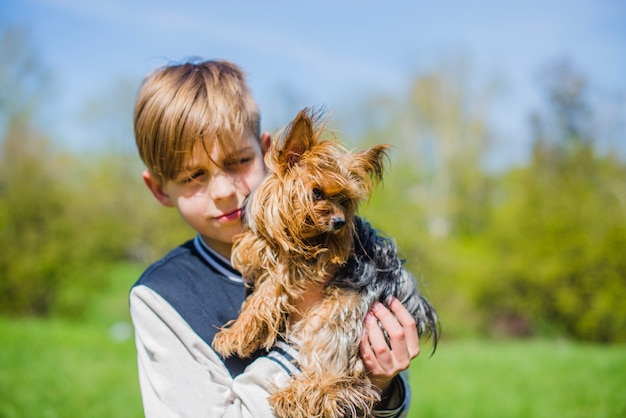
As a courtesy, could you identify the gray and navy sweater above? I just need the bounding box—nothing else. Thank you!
[130,235,408,417]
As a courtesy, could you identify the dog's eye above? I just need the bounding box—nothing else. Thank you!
[311,188,324,201]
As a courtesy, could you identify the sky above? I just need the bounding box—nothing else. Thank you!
[1,0,625,164]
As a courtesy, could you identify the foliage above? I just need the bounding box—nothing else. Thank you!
[0,124,190,317]
[0,118,93,317]
[479,141,626,342]
[362,60,626,343]
[467,62,626,342]
[0,28,191,318]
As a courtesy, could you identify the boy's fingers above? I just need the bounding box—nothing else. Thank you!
[360,323,395,392]
[359,324,379,369]
[363,311,393,368]
[361,298,422,379]
[369,302,410,367]
[387,297,421,359]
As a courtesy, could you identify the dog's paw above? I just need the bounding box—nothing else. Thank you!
[270,374,379,418]
[213,325,263,358]
[212,329,236,357]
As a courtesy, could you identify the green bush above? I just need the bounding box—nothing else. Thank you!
[0,125,104,317]
[477,147,626,342]
[0,124,189,318]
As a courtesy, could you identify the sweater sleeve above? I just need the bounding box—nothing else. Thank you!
[130,285,289,418]
[372,371,411,417]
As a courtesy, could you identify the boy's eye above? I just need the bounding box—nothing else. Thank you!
[311,188,324,201]
[225,156,253,169]
[182,170,206,183]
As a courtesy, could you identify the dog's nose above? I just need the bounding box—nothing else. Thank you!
[331,217,346,230]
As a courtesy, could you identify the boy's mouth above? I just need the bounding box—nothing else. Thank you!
[216,208,242,222]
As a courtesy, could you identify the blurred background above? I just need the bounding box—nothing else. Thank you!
[1,0,625,417]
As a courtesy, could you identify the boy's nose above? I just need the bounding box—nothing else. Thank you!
[209,172,237,200]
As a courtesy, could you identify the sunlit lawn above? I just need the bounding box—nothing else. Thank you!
[0,264,624,417]
[408,339,626,418]
[0,317,142,418]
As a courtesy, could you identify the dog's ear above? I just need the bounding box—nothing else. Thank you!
[277,108,322,169]
[351,144,391,184]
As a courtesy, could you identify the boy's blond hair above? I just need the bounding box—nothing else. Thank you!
[134,59,261,184]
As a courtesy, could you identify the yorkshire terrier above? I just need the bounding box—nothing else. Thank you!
[213,107,439,418]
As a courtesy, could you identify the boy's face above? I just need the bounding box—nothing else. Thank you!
[144,129,270,259]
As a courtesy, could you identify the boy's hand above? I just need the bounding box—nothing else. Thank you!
[360,297,420,394]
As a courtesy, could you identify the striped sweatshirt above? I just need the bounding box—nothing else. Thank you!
[129,236,409,417]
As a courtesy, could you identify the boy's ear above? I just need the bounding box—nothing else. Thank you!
[260,131,271,155]
[142,170,175,207]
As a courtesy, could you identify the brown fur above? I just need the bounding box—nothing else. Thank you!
[213,108,426,417]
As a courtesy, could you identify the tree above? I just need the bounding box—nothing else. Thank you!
[358,60,500,337]
[481,61,626,342]
[394,59,496,238]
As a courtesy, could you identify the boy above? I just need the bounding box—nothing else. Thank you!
[130,59,422,417]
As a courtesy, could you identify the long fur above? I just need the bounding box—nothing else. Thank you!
[213,107,438,418]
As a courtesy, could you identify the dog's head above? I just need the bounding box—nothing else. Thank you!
[245,107,389,264]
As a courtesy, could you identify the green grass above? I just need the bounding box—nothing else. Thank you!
[408,339,626,418]
[0,317,142,418]
[1,263,625,417]
[0,263,143,418]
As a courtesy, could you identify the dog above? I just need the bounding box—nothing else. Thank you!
[213,107,438,417]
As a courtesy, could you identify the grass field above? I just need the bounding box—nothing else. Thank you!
[0,317,142,418]
[409,339,626,418]
[1,264,625,417]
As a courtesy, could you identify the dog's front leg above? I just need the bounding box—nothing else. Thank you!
[213,278,289,357]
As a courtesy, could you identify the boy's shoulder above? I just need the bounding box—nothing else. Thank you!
[130,238,250,364]
[133,239,198,290]
[130,239,223,324]
[131,237,244,304]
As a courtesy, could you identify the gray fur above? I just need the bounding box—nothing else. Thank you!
[335,217,439,349]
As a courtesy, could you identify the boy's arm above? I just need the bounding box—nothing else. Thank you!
[130,285,286,418]
[372,372,411,417]
[131,285,412,417]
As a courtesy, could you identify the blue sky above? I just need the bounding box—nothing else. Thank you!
[2,0,625,162]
